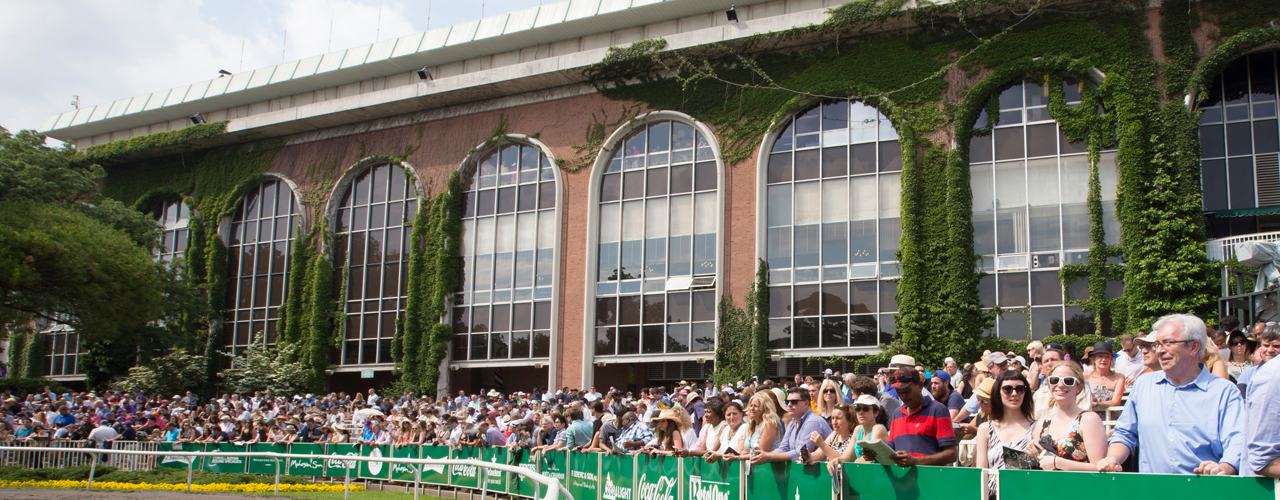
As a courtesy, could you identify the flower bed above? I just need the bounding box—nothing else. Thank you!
[0,479,364,493]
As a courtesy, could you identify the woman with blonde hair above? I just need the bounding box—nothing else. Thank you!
[669,405,697,450]
[744,391,782,453]
[813,379,841,424]
[1029,360,1107,471]
[1201,341,1230,380]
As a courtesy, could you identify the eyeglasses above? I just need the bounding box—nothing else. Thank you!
[785,399,802,405]
[1000,385,1028,395]
[1153,339,1195,350]
[823,389,837,394]
[1047,376,1078,387]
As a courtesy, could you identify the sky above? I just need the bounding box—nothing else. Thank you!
[0,0,550,143]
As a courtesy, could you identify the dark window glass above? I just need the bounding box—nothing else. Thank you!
[1201,159,1228,211]
[795,317,820,348]
[878,141,902,172]
[852,143,878,175]
[795,150,820,181]
[1228,156,1256,209]
[994,127,1025,161]
[1029,271,1062,305]
[1200,125,1225,158]
[1026,124,1057,158]
[997,273,1029,307]
[822,316,848,348]
[670,164,693,194]
[793,284,821,316]
[823,147,848,177]
[822,283,849,315]
[970,136,993,164]
[768,153,792,184]
[879,280,898,312]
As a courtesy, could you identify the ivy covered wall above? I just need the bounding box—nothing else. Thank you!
[80,0,1280,390]
[583,0,1278,371]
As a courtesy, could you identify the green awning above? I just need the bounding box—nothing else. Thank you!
[1208,206,1280,218]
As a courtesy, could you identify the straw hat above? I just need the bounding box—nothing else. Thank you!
[974,378,996,400]
[651,409,682,425]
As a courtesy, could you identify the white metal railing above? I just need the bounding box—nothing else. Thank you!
[0,445,572,500]
[1206,231,1280,261]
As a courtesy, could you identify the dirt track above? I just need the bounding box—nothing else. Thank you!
[0,490,258,500]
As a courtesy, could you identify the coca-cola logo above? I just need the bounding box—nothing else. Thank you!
[637,474,677,500]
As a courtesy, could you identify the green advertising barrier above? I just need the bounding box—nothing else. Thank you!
[156,442,201,470]
[246,443,285,475]
[202,443,247,474]
[421,446,451,485]
[482,447,509,491]
[508,448,540,498]
[388,445,421,482]
[450,445,482,488]
[684,457,742,500]
[635,453,680,500]
[999,469,1276,500]
[747,461,830,500]
[600,452,635,500]
[567,451,600,500]
[537,450,568,498]
[324,443,360,478]
[843,463,983,500]
[359,445,391,480]
[286,443,326,476]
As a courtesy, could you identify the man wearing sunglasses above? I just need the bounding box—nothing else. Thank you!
[749,387,831,464]
[1100,313,1245,476]
[865,369,957,467]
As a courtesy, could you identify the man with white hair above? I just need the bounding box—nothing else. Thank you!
[1099,314,1245,475]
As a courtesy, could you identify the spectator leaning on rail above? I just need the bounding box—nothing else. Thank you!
[865,368,957,467]
[750,386,831,464]
[1099,313,1246,475]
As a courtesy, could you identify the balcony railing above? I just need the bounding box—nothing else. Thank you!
[1206,230,1280,261]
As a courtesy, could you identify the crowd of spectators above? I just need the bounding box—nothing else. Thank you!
[1,313,1277,479]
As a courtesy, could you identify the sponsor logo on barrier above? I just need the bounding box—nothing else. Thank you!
[289,459,324,471]
[637,474,677,500]
[423,464,446,475]
[327,453,359,470]
[367,448,384,476]
[391,463,415,476]
[689,476,732,500]
[451,464,478,477]
[603,473,632,500]
[571,470,598,481]
[208,454,244,465]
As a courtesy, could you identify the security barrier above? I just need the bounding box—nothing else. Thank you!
[5,442,1278,500]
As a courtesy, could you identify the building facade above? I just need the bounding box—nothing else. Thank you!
[32,0,1280,393]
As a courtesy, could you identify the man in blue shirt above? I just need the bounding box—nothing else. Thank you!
[1099,313,1245,475]
[53,405,76,428]
[750,386,832,464]
[1238,325,1280,394]
[1244,346,1280,477]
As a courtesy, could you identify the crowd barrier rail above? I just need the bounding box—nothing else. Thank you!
[1,443,1276,500]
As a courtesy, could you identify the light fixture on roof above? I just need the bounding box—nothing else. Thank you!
[417,67,433,81]
[190,113,206,125]
[726,5,738,23]
[218,69,233,78]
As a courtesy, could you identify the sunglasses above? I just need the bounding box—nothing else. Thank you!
[1000,385,1028,395]
[823,389,837,394]
[1230,341,1248,347]
[1047,376,1078,387]
[785,399,802,405]
[854,405,876,413]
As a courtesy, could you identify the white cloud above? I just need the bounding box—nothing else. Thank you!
[0,0,544,140]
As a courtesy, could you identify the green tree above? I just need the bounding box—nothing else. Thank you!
[0,127,161,341]
[114,349,207,396]
[220,333,311,395]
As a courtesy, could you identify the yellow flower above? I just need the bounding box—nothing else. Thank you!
[0,479,362,493]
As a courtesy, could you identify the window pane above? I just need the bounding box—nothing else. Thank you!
[998,272,1029,307]
[822,316,848,348]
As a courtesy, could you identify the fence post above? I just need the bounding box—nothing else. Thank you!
[87,453,97,490]
[414,464,422,500]
[274,457,281,495]
[344,462,352,500]
[187,455,195,492]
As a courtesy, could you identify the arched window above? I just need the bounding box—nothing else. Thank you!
[452,143,558,362]
[1199,50,1280,238]
[43,323,80,377]
[594,120,719,357]
[969,80,1120,339]
[764,101,901,352]
[226,179,301,355]
[155,200,191,261]
[334,165,417,365]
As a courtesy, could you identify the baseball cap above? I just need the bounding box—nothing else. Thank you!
[986,352,1009,366]
[823,369,833,375]
[889,368,922,390]
[932,370,952,383]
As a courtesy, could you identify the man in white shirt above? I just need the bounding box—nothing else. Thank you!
[366,388,380,406]
[1112,333,1147,385]
[584,387,602,402]
[87,421,119,448]
[943,357,962,390]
